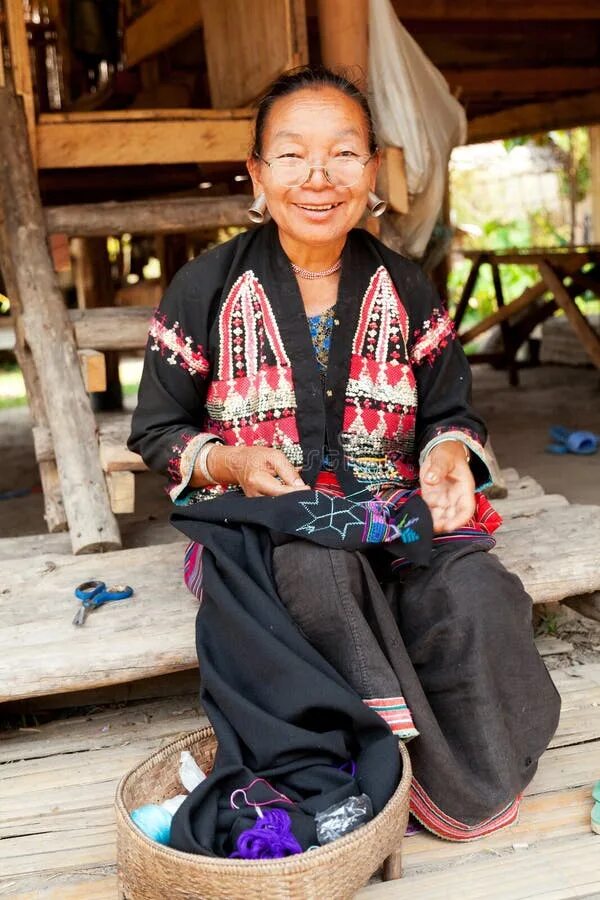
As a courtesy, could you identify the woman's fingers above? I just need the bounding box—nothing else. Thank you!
[269,452,308,488]
[420,454,450,487]
[237,448,310,496]
[246,471,305,497]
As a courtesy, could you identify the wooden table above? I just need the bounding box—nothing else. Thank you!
[453,246,600,385]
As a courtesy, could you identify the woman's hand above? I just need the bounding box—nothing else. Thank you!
[419,441,476,534]
[205,445,310,497]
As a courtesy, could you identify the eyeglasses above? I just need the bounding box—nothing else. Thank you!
[256,153,376,188]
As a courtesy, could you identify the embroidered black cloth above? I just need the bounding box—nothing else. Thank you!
[128,221,492,506]
[169,489,432,855]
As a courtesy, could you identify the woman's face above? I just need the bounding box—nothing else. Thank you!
[247,86,379,249]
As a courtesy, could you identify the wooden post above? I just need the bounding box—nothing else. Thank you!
[538,260,600,369]
[0,83,121,553]
[452,252,483,329]
[382,848,403,881]
[4,0,37,164]
[491,260,518,386]
[317,0,368,87]
[12,320,67,532]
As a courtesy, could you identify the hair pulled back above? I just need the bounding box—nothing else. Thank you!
[251,66,377,158]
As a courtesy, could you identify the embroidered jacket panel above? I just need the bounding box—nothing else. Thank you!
[128,222,491,503]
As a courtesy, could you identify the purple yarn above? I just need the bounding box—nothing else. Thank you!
[230,808,303,860]
[337,759,357,778]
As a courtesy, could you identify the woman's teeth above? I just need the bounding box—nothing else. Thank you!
[297,203,339,211]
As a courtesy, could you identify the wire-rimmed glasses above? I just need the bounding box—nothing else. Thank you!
[256,153,376,188]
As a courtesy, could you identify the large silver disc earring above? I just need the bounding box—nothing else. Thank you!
[367,191,387,217]
[247,193,267,224]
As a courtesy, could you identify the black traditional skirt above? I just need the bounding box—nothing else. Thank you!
[171,488,560,851]
[271,538,561,840]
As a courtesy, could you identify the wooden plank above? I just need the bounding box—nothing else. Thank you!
[538,260,600,368]
[0,542,198,701]
[459,277,550,345]
[0,698,208,884]
[124,0,203,69]
[106,470,135,515]
[36,117,254,168]
[100,445,146,475]
[204,0,307,108]
[549,687,600,750]
[45,195,251,237]
[97,413,147,473]
[0,516,183,563]
[461,247,599,262]
[492,494,569,519]
[389,0,600,18]
[444,66,600,98]
[359,834,600,898]
[39,108,254,123]
[70,307,153,351]
[0,85,120,554]
[503,474,545,499]
[7,878,118,900]
[492,505,600,604]
[535,635,573,657]
[468,92,600,143]
[399,787,591,877]
[78,349,107,393]
[0,696,202,763]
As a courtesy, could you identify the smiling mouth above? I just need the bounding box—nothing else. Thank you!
[294,202,342,212]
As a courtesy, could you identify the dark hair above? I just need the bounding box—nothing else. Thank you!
[251,66,377,158]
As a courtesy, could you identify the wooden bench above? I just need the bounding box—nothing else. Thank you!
[1,468,599,704]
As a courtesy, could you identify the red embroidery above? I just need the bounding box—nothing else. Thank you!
[150,311,210,377]
[351,267,409,361]
[217,271,290,380]
[410,308,455,366]
[204,273,302,462]
[343,266,418,487]
[166,431,195,490]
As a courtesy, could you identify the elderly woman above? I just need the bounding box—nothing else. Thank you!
[129,67,559,856]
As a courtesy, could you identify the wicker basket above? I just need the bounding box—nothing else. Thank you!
[116,726,411,900]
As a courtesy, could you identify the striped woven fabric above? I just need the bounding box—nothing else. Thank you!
[410,777,522,841]
[183,540,204,602]
[364,696,419,740]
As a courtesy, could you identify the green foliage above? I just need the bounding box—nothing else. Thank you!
[536,610,560,637]
[504,129,591,208]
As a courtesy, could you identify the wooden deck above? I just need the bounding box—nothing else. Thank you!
[2,656,600,898]
[1,468,600,897]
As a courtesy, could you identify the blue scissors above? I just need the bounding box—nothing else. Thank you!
[73,580,134,626]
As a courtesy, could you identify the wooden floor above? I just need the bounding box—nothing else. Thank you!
[1,657,600,899]
[1,468,600,898]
